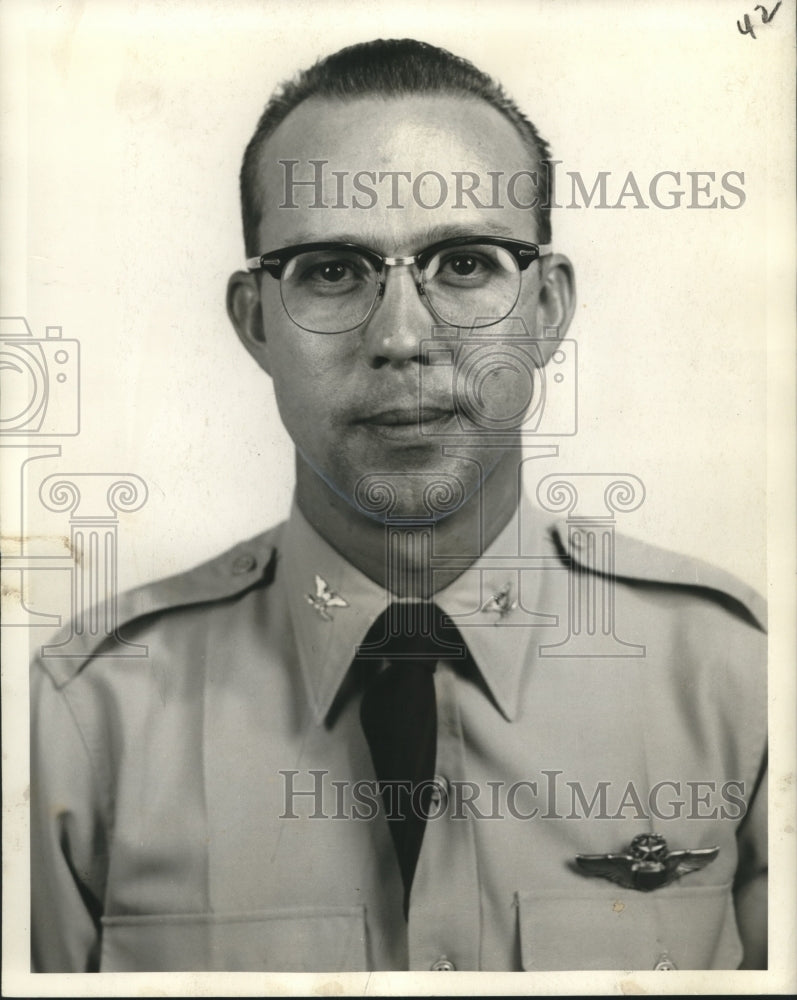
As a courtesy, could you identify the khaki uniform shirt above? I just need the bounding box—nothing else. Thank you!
[31,499,767,972]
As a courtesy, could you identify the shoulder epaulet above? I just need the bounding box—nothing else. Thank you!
[550,521,766,632]
[36,526,280,686]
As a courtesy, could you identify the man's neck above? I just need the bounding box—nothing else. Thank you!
[295,449,523,598]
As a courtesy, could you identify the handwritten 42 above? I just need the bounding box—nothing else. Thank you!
[738,1,782,38]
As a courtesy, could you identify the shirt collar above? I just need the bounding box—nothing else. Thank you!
[281,497,559,725]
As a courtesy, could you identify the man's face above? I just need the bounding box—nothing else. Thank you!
[233,94,571,521]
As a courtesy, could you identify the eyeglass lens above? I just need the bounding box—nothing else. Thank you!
[280,244,521,333]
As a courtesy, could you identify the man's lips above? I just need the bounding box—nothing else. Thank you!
[355,406,456,441]
[359,406,452,427]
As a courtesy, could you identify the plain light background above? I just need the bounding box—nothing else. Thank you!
[2,1,796,995]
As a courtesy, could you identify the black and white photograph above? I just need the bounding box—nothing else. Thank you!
[1,0,794,995]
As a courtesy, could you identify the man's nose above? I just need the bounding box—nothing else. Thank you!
[361,266,434,368]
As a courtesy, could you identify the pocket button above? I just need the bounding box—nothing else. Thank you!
[431,956,456,971]
[231,553,257,575]
[653,952,678,970]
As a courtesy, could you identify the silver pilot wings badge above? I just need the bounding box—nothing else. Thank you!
[576,833,719,892]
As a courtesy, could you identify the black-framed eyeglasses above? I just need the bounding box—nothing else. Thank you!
[245,235,551,334]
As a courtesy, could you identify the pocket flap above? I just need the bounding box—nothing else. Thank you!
[100,906,366,971]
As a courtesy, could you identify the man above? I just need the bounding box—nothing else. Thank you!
[31,38,766,972]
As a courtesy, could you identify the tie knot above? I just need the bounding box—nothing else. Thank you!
[357,602,466,664]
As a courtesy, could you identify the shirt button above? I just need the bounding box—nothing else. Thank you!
[653,952,677,970]
[431,956,456,971]
[428,775,449,807]
[231,553,256,575]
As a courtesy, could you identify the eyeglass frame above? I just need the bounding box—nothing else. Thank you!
[245,234,552,333]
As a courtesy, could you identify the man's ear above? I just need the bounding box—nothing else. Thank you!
[534,254,577,366]
[226,270,271,375]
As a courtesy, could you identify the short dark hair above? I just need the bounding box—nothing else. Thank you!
[239,38,553,253]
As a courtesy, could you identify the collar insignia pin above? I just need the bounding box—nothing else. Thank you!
[306,574,349,621]
[481,582,517,622]
[576,832,719,892]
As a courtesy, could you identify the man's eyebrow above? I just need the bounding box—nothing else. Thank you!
[280,223,518,251]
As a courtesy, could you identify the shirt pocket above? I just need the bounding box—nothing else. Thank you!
[100,906,367,971]
[517,884,740,970]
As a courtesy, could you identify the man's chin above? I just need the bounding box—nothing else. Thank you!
[344,469,471,524]
[298,444,510,525]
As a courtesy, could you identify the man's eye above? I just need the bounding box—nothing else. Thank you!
[312,261,352,283]
[437,251,493,282]
[293,254,370,290]
[446,254,479,276]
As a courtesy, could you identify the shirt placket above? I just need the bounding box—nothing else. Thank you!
[406,662,481,971]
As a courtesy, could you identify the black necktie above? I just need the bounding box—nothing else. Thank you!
[358,602,466,917]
